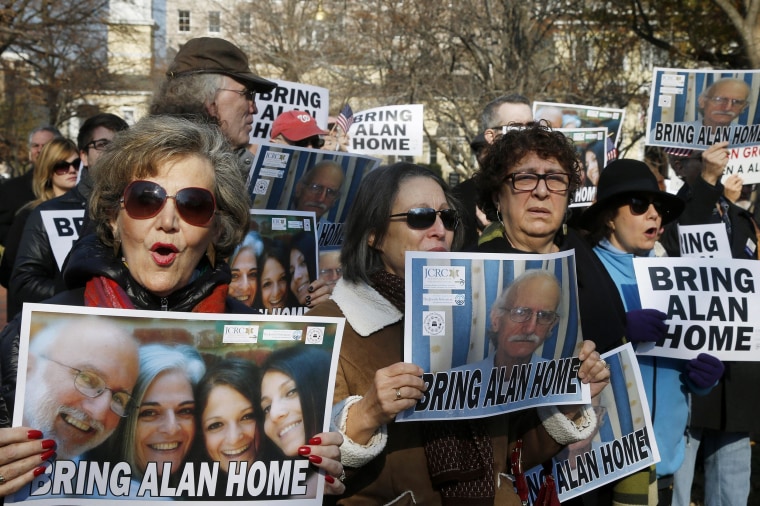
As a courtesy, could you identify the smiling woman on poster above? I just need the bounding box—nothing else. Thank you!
[0,115,344,498]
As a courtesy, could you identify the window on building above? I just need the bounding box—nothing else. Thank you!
[209,11,220,33]
[178,10,190,32]
[239,12,252,33]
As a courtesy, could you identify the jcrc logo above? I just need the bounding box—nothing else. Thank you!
[422,266,465,289]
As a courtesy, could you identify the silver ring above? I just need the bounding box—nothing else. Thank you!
[0,472,5,484]
[395,388,402,400]
[338,469,346,482]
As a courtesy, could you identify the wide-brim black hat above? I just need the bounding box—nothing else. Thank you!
[168,37,277,93]
[580,159,685,228]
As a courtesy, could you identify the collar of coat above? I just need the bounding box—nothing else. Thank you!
[331,278,403,337]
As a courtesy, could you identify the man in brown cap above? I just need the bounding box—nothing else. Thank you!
[150,37,277,176]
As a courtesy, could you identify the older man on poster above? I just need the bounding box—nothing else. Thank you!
[23,318,139,459]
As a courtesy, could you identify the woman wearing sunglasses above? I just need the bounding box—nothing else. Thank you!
[0,115,345,499]
[580,159,724,505]
[0,138,79,305]
[306,162,606,504]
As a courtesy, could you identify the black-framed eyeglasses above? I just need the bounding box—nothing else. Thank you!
[53,159,81,175]
[40,356,134,417]
[120,180,217,227]
[628,196,664,216]
[504,172,570,193]
[706,96,748,108]
[389,208,459,231]
[86,139,111,151]
[304,182,340,199]
[503,307,559,326]
[293,136,325,149]
[218,88,256,101]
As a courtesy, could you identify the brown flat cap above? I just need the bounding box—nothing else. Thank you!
[168,37,276,93]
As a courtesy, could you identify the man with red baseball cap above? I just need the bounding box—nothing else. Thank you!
[270,110,328,149]
[150,37,277,177]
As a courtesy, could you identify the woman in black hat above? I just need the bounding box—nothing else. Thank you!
[580,159,724,506]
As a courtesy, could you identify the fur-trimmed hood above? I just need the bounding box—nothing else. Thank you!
[331,278,402,337]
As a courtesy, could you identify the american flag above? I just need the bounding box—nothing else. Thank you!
[336,104,354,133]
[664,147,694,158]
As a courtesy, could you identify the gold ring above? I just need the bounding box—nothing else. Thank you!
[601,359,609,369]
[338,469,346,482]
[395,388,402,400]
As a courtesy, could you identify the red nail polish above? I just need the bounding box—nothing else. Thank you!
[298,446,311,456]
[325,474,335,484]
[308,454,322,464]
[41,439,56,450]
[309,436,321,445]
[28,430,43,440]
[41,450,56,461]
[33,466,46,477]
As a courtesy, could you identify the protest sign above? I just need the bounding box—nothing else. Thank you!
[40,209,85,270]
[397,251,589,422]
[633,257,760,360]
[250,80,330,141]
[245,143,380,249]
[9,304,345,505]
[677,223,732,258]
[230,210,318,316]
[523,344,660,503]
[556,127,609,207]
[646,68,760,183]
[533,101,625,147]
[346,104,424,156]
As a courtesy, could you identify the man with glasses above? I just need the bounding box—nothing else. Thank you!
[269,110,328,149]
[150,37,276,179]
[292,160,345,222]
[8,114,129,320]
[23,318,139,460]
[0,126,62,247]
[695,78,750,129]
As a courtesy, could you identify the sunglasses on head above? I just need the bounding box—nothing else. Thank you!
[53,159,80,175]
[389,208,459,231]
[120,180,216,226]
[628,196,664,216]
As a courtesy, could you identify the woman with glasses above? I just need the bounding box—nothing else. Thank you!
[0,138,79,312]
[0,115,345,499]
[307,162,608,504]
[580,159,724,505]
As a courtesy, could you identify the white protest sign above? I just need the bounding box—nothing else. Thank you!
[633,257,760,361]
[251,79,330,140]
[347,104,424,156]
[678,223,731,258]
[41,209,85,270]
[724,145,760,184]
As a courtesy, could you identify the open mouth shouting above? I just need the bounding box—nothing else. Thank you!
[150,243,179,266]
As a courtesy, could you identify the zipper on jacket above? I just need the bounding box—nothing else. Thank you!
[161,298,168,311]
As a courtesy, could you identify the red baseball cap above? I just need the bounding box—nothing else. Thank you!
[271,110,327,141]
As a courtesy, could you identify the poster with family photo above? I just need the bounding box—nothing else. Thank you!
[228,210,318,316]
[397,251,590,423]
[533,101,625,147]
[523,344,660,503]
[556,127,609,207]
[245,143,380,249]
[9,304,345,505]
[646,67,760,184]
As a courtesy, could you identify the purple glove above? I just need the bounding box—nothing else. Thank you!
[686,353,725,389]
[625,309,667,343]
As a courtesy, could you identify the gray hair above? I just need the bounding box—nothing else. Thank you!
[150,73,225,120]
[479,94,531,131]
[28,125,63,145]
[111,344,206,478]
[89,115,251,259]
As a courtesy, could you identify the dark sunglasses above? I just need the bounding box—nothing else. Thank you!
[628,196,664,216]
[53,159,80,175]
[389,208,459,231]
[120,180,216,226]
[294,136,325,149]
